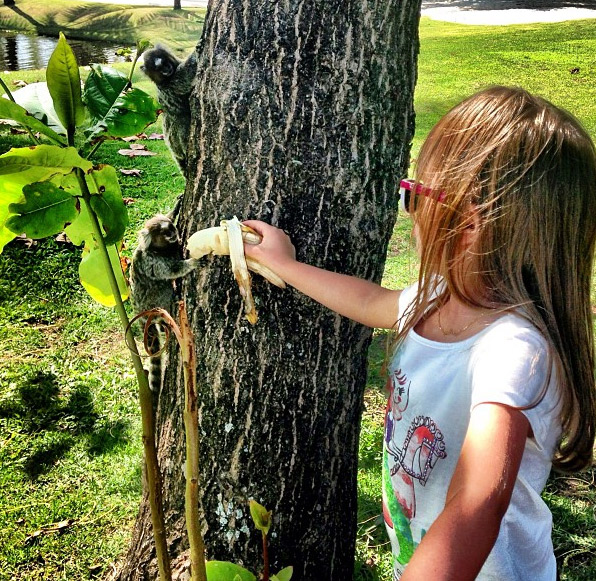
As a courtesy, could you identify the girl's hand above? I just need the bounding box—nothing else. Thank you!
[242,220,296,273]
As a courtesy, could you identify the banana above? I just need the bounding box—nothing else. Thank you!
[225,217,257,324]
[186,217,285,324]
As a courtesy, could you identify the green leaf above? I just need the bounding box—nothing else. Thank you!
[87,165,128,245]
[249,500,272,536]
[136,39,153,57]
[0,91,66,144]
[271,567,293,581]
[0,145,92,182]
[64,199,93,246]
[47,33,86,137]
[79,243,129,307]
[84,64,128,122]
[84,65,160,139]
[205,561,256,581]
[0,201,20,252]
[0,145,91,251]
[6,182,77,239]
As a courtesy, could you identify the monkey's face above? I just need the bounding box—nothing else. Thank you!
[146,216,180,250]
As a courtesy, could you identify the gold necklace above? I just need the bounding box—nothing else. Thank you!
[437,307,489,337]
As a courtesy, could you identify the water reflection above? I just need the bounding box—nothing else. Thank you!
[0,32,132,71]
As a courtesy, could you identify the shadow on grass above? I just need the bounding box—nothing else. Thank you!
[0,367,130,478]
[543,471,596,580]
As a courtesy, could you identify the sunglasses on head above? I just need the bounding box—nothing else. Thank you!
[399,179,446,214]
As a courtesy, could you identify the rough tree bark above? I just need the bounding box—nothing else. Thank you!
[116,0,421,579]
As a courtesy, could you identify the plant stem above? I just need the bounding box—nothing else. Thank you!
[76,168,172,581]
[178,301,207,581]
[263,532,270,581]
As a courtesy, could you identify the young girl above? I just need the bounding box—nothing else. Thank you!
[243,86,596,580]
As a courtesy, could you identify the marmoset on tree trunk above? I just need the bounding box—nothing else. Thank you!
[141,45,197,175]
[130,214,199,395]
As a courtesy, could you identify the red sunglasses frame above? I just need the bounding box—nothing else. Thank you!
[399,179,446,214]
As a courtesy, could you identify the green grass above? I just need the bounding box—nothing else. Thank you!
[1,11,596,581]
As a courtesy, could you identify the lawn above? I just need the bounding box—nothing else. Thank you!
[1,9,595,581]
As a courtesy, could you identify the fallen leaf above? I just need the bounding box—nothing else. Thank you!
[24,519,76,545]
[130,143,147,150]
[120,169,142,177]
[147,133,164,140]
[12,79,27,88]
[121,255,131,272]
[118,148,157,158]
[14,233,36,248]
[55,232,72,244]
[122,197,135,205]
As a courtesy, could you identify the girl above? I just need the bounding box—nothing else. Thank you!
[244,86,596,580]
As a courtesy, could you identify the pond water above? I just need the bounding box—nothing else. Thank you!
[0,31,132,72]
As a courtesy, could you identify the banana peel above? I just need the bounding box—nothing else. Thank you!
[187,217,285,324]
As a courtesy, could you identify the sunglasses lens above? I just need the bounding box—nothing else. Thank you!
[400,190,411,214]
[399,180,413,214]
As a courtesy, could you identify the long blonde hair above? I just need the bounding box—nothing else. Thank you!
[400,86,596,472]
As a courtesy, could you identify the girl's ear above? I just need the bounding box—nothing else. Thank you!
[461,204,482,250]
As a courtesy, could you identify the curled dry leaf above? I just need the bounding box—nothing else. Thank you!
[120,168,142,177]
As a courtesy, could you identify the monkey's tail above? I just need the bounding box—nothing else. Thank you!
[146,322,163,394]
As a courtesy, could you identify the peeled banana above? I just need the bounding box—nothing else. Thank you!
[187,217,285,324]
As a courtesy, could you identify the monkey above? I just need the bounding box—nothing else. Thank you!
[141,45,198,174]
[130,213,199,397]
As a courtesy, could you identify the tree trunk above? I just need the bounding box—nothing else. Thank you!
[115,0,421,579]
[174,0,182,10]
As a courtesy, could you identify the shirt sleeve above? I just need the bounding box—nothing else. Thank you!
[469,319,561,455]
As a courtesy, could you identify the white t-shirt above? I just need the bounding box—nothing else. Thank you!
[383,284,562,580]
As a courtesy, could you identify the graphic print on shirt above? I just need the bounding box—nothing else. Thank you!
[382,365,447,569]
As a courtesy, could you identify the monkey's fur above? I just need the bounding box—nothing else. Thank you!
[130,214,199,395]
[141,45,197,174]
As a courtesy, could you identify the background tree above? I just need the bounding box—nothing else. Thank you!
[116,0,422,579]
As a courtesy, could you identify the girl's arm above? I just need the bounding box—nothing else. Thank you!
[243,220,401,329]
[401,403,530,580]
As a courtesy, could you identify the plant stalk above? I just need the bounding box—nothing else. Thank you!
[76,168,172,581]
[178,301,207,581]
[263,532,270,581]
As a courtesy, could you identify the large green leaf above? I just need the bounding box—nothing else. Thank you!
[205,561,256,581]
[62,165,128,246]
[84,64,128,121]
[87,165,128,245]
[0,145,92,251]
[47,33,86,138]
[6,181,77,239]
[79,243,129,307]
[0,145,92,183]
[84,65,160,139]
[0,92,66,144]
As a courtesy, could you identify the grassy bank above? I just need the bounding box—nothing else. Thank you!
[0,0,204,52]
[1,11,595,581]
